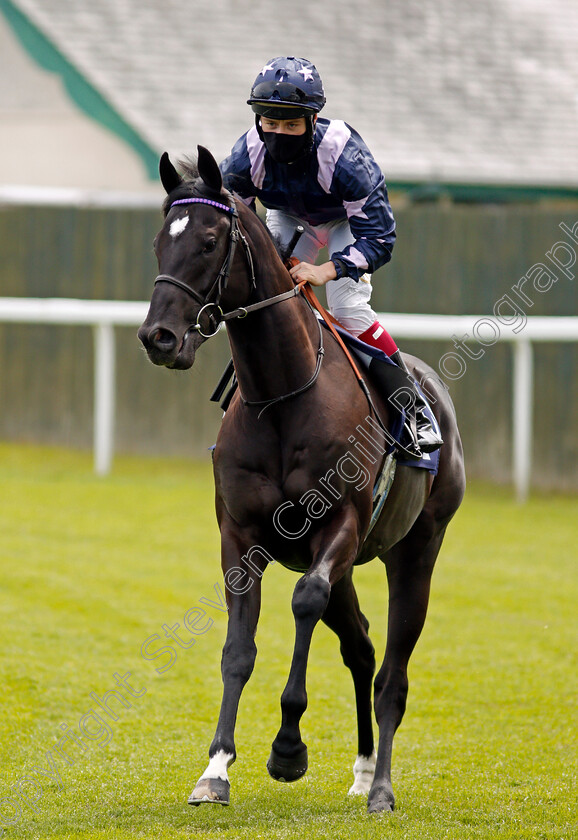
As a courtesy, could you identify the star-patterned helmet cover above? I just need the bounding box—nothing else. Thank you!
[248,56,326,118]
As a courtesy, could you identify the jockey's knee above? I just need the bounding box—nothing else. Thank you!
[330,306,376,336]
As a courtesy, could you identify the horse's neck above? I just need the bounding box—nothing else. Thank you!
[225,226,319,405]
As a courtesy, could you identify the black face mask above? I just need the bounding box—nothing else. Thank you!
[262,131,311,164]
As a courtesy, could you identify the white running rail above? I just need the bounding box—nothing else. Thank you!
[1,297,577,500]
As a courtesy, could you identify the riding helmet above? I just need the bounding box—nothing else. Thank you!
[247,57,326,119]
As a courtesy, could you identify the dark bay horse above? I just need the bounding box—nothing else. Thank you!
[138,146,465,814]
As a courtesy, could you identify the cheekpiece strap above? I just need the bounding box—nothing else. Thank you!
[170,197,237,216]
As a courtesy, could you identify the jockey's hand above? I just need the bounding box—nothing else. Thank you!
[289,260,337,287]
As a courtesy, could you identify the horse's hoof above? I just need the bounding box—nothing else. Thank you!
[267,746,308,782]
[188,777,230,806]
[367,783,395,814]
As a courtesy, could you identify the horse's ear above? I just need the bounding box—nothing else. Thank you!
[197,145,222,193]
[159,152,182,195]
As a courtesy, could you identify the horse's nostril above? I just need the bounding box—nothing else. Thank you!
[150,326,177,351]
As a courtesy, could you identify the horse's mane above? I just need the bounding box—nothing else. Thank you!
[232,197,291,264]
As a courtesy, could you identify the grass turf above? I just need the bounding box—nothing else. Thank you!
[0,443,576,839]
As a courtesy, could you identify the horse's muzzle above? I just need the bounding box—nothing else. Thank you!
[137,322,195,369]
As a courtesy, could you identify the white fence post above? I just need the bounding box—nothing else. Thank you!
[93,322,116,476]
[512,339,533,504]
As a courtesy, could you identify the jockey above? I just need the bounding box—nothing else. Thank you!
[220,56,442,457]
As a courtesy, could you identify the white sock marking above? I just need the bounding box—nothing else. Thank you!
[199,750,234,782]
[348,751,376,795]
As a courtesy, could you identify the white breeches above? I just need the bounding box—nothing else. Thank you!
[266,209,378,336]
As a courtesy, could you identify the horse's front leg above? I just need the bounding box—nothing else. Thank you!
[268,508,359,783]
[189,522,267,806]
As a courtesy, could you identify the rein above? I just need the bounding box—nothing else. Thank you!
[299,283,401,454]
[153,195,407,453]
[241,295,325,417]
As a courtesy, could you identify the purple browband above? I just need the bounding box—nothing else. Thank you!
[170,197,236,215]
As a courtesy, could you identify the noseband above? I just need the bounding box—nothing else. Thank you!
[154,195,257,338]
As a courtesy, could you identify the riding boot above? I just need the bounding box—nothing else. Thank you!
[367,358,420,459]
[389,350,444,454]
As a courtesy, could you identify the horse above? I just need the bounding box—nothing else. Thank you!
[137,146,466,814]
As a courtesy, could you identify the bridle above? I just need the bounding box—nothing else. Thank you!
[153,193,325,414]
[155,195,317,339]
[154,195,257,338]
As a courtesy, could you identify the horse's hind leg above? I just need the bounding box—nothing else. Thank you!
[368,526,447,814]
[321,571,377,795]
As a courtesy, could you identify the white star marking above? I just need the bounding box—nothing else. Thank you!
[260,62,275,76]
[298,66,314,82]
[169,215,189,239]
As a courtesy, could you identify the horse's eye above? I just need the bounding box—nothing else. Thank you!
[203,239,217,254]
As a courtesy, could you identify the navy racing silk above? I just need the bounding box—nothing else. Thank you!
[219,118,396,281]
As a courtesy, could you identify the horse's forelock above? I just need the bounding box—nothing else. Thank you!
[178,156,199,181]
